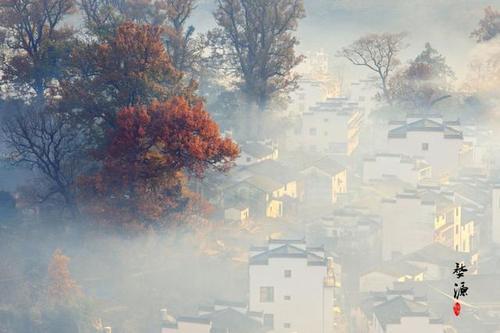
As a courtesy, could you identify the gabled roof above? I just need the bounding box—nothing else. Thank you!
[304,156,346,176]
[243,175,283,193]
[199,308,265,333]
[249,243,326,266]
[375,261,425,278]
[388,118,463,139]
[240,142,273,159]
[401,243,469,267]
[372,296,430,329]
[245,159,297,184]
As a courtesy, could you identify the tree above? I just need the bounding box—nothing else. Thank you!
[155,0,203,76]
[388,43,455,110]
[79,97,239,226]
[471,6,500,43]
[47,249,82,306]
[1,106,84,214]
[0,0,76,101]
[59,21,183,131]
[79,0,125,39]
[80,0,204,76]
[338,32,407,102]
[211,0,305,113]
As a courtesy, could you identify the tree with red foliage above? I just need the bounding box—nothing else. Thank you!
[79,97,239,227]
[60,21,192,131]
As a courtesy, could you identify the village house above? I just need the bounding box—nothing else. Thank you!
[363,153,431,186]
[224,175,288,219]
[288,50,341,117]
[370,295,445,333]
[299,156,347,205]
[386,115,464,181]
[222,160,302,219]
[249,239,336,333]
[235,141,278,167]
[353,288,446,333]
[400,242,478,279]
[224,203,250,223]
[288,97,362,156]
[160,301,269,333]
[380,187,475,260]
[359,261,425,293]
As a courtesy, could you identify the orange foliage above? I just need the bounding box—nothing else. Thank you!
[79,97,238,227]
[61,21,184,127]
[47,249,82,305]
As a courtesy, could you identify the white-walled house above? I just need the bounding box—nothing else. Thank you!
[363,153,431,186]
[370,297,445,333]
[236,142,278,167]
[386,116,463,181]
[380,191,436,261]
[300,157,347,205]
[161,301,268,333]
[359,261,424,293]
[380,187,475,260]
[289,97,362,156]
[249,239,335,333]
[289,79,330,116]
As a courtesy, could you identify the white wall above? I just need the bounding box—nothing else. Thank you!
[363,155,428,186]
[249,257,334,333]
[385,317,444,333]
[380,197,436,260]
[387,131,462,180]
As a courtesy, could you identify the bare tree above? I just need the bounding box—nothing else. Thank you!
[155,0,203,75]
[1,107,84,215]
[79,0,123,39]
[211,0,305,113]
[0,0,76,101]
[338,32,407,102]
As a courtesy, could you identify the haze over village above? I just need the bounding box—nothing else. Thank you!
[1,0,500,333]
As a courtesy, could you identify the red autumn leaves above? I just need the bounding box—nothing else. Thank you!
[80,97,239,226]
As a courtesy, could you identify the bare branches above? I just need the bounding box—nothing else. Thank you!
[0,0,75,99]
[338,32,407,102]
[0,107,84,210]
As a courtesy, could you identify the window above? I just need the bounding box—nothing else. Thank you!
[284,295,291,301]
[309,128,317,136]
[284,323,291,328]
[324,131,328,136]
[284,269,292,278]
[260,287,274,302]
[323,118,329,122]
[422,143,429,151]
[263,314,274,328]
[455,208,459,217]
[246,157,251,162]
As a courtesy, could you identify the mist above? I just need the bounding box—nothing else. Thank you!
[2,1,500,333]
